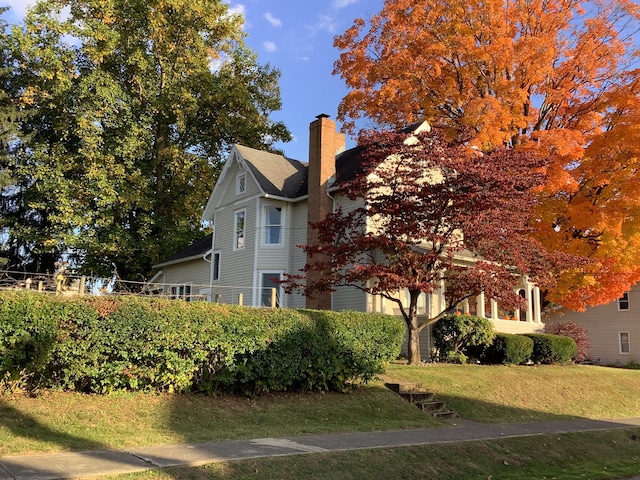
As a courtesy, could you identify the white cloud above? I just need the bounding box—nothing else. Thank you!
[228,3,246,17]
[332,0,358,8]
[314,14,337,34]
[263,40,277,53]
[264,12,282,28]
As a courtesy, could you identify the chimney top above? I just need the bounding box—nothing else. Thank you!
[316,113,330,119]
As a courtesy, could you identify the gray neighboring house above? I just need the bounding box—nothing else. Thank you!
[547,284,640,365]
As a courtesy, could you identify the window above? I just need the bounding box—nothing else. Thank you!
[618,293,630,311]
[212,252,220,281]
[261,273,282,307]
[236,173,246,195]
[619,332,630,354]
[264,206,282,245]
[234,210,245,250]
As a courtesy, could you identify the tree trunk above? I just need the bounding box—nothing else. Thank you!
[406,314,422,365]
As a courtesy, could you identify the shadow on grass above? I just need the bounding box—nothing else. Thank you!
[0,400,110,453]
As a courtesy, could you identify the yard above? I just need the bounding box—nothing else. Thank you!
[2,363,640,479]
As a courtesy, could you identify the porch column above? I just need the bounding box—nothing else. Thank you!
[526,283,534,323]
[476,293,485,318]
[533,286,542,323]
[491,299,499,320]
[462,299,470,314]
[514,290,521,321]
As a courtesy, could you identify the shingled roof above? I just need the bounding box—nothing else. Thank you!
[154,233,213,268]
[235,145,309,199]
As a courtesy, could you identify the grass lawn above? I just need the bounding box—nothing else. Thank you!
[2,363,640,479]
[105,429,640,480]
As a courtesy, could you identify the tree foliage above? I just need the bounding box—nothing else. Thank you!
[0,0,291,278]
[432,314,495,364]
[333,0,640,309]
[285,128,582,364]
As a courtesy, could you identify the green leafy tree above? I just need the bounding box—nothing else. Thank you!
[3,0,291,278]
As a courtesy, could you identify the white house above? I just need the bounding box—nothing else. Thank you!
[153,115,544,357]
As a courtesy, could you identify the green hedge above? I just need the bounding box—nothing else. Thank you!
[523,333,577,364]
[483,333,534,365]
[0,292,405,394]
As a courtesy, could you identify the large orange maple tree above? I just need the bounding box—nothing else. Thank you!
[333,0,640,310]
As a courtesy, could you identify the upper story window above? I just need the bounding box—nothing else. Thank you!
[234,210,245,250]
[264,206,283,245]
[236,173,246,195]
[618,292,630,311]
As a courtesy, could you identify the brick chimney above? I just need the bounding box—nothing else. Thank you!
[306,114,346,310]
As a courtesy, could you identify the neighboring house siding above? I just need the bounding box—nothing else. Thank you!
[547,285,640,365]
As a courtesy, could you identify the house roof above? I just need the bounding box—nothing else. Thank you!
[153,233,213,268]
[235,145,309,198]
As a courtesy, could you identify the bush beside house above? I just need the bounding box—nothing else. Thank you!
[431,314,578,366]
[432,314,495,363]
[0,292,405,394]
[524,333,578,364]
[482,333,534,365]
[544,321,592,362]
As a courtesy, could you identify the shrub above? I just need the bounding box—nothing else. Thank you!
[432,314,495,363]
[0,292,405,394]
[524,333,577,364]
[483,333,533,365]
[0,292,63,391]
[544,321,592,362]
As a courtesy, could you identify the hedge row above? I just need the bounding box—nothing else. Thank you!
[0,292,405,394]
[432,315,578,365]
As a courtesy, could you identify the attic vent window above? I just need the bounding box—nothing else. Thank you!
[236,173,246,195]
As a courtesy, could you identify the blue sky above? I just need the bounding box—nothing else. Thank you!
[2,0,385,161]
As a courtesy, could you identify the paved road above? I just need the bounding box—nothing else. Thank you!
[1,417,640,480]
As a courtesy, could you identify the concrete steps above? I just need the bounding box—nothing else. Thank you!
[385,382,457,419]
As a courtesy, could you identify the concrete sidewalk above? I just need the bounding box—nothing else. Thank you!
[1,417,640,480]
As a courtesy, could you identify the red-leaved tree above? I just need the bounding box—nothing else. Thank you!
[285,128,584,364]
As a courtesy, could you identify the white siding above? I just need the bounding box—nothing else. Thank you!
[287,201,308,309]
[330,192,368,311]
[212,196,257,306]
[547,285,640,365]
[162,259,211,286]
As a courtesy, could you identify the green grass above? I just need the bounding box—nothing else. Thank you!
[381,362,640,422]
[0,385,439,456]
[106,429,640,480]
[2,363,640,479]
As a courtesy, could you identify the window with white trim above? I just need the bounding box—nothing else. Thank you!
[618,292,630,311]
[212,252,221,281]
[619,332,630,354]
[234,210,245,250]
[236,173,246,195]
[264,206,283,245]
